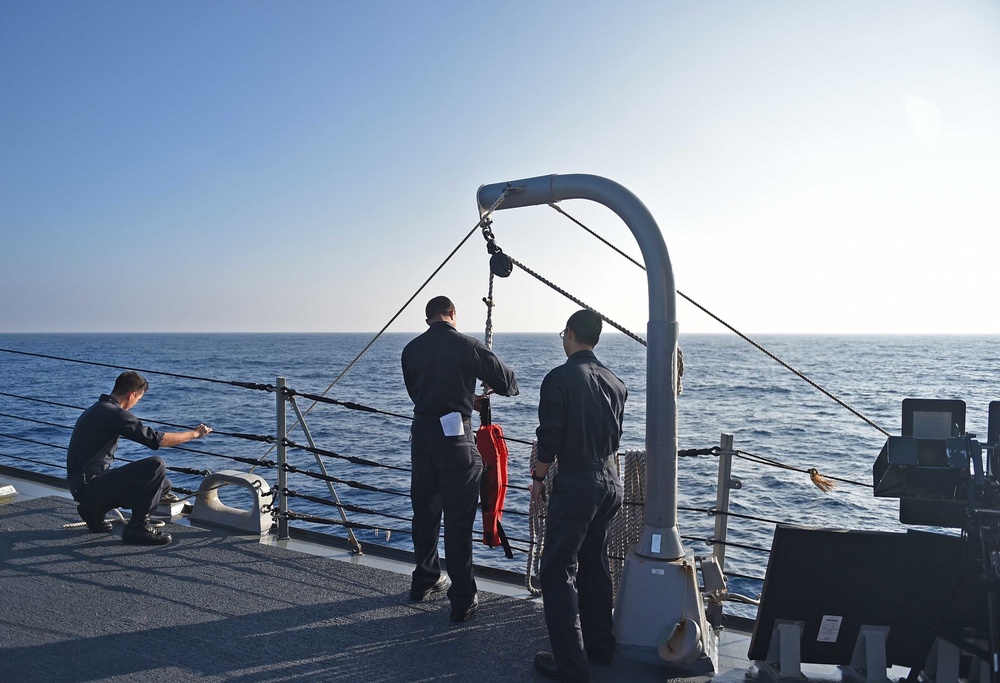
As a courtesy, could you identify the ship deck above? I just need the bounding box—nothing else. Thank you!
[0,474,754,682]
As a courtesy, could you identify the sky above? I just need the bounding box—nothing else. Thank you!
[2,1,999,335]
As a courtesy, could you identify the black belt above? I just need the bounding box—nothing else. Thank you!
[558,456,615,473]
[413,414,471,422]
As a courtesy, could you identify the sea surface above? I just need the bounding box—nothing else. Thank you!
[1,332,998,619]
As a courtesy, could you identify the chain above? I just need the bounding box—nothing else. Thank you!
[481,217,502,255]
[480,184,512,255]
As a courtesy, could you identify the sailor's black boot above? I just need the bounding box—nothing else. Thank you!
[122,518,172,546]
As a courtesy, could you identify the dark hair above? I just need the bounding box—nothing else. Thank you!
[425,295,456,319]
[112,371,148,396]
[567,309,602,346]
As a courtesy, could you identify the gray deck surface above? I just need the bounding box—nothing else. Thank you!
[0,496,684,682]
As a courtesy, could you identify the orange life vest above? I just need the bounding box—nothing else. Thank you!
[477,423,512,557]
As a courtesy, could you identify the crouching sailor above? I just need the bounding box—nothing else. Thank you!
[66,371,212,546]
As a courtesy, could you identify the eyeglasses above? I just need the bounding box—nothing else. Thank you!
[559,329,567,339]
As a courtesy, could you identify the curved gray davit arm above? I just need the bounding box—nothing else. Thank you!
[478,174,684,560]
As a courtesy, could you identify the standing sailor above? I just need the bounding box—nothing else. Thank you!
[401,295,519,621]
[67,371,212,546]
[532,310,627,681]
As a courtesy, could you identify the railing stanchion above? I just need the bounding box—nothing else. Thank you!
[276,376,289,540]
[713,433,736,572]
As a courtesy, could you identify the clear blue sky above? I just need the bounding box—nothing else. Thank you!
[2,1,998,334]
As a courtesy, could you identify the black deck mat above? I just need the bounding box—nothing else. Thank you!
[0,496,553,682]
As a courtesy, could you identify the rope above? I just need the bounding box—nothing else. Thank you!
[484,271,496,351]
[281,509,532,554]
[705,538,772,554]
[509,256,647,346]
[0,435,243,508]
[735,449,873,489]
[260,186,515,462]
[525,441,551,596]
[282,463,410,498]
[284,510,409,534]
[283,389,414,422]
[706,508,789,527]
[0,349,273,391]
[0,392,97,412]
[0,432,66,451]
[545,203,890,438]
[548,203,644,269]
[283,388,533,445]
[0,450,66,470]
[0,412,73,431]
[724,570,766,583]
[284,439,412,473]
[284,488,534,548]
[0,391,275,443]
[62,508,128,530]
[0,422,275,470]
[678,295,890,437]
[284,488,412,522]
[611,450,645,604]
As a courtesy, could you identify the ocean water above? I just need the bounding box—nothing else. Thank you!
[1,332,998,618]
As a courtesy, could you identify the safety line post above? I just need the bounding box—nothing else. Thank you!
[713,433,736,571]
[707,433,736,628]
[276,376,289,540]
[477,174,716,673]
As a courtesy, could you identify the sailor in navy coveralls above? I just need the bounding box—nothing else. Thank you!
[66,371,212,545]
[401,296,519,621]
[531,310,627,682]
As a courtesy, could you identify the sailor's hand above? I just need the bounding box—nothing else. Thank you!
[530,479,546,506]
[473,389,495,412]
[194,424,212,438]
[474,391,491,412]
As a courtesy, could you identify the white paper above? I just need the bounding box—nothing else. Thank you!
[816,615,843,643]
[439,411,464,437]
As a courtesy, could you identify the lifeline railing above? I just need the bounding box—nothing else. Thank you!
[0,352,880,592]
[0,350,882,625]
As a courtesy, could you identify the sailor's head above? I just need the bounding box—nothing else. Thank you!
[425,296,457,326]
[563,309,601,352]
[112,371,148,410]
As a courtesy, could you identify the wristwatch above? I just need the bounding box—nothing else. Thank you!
[530,471,546,483]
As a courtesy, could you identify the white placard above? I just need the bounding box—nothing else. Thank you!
[817,615,843,643]
[439,412,464,437]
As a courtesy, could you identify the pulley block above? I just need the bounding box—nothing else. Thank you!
[490,251,513,278]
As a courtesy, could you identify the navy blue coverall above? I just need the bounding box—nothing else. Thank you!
[536,350,627,681]
[66,394,170,521]
[401,321,519,612]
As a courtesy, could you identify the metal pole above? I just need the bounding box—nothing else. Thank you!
[276,376,289,540]
[713,433,736,571]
